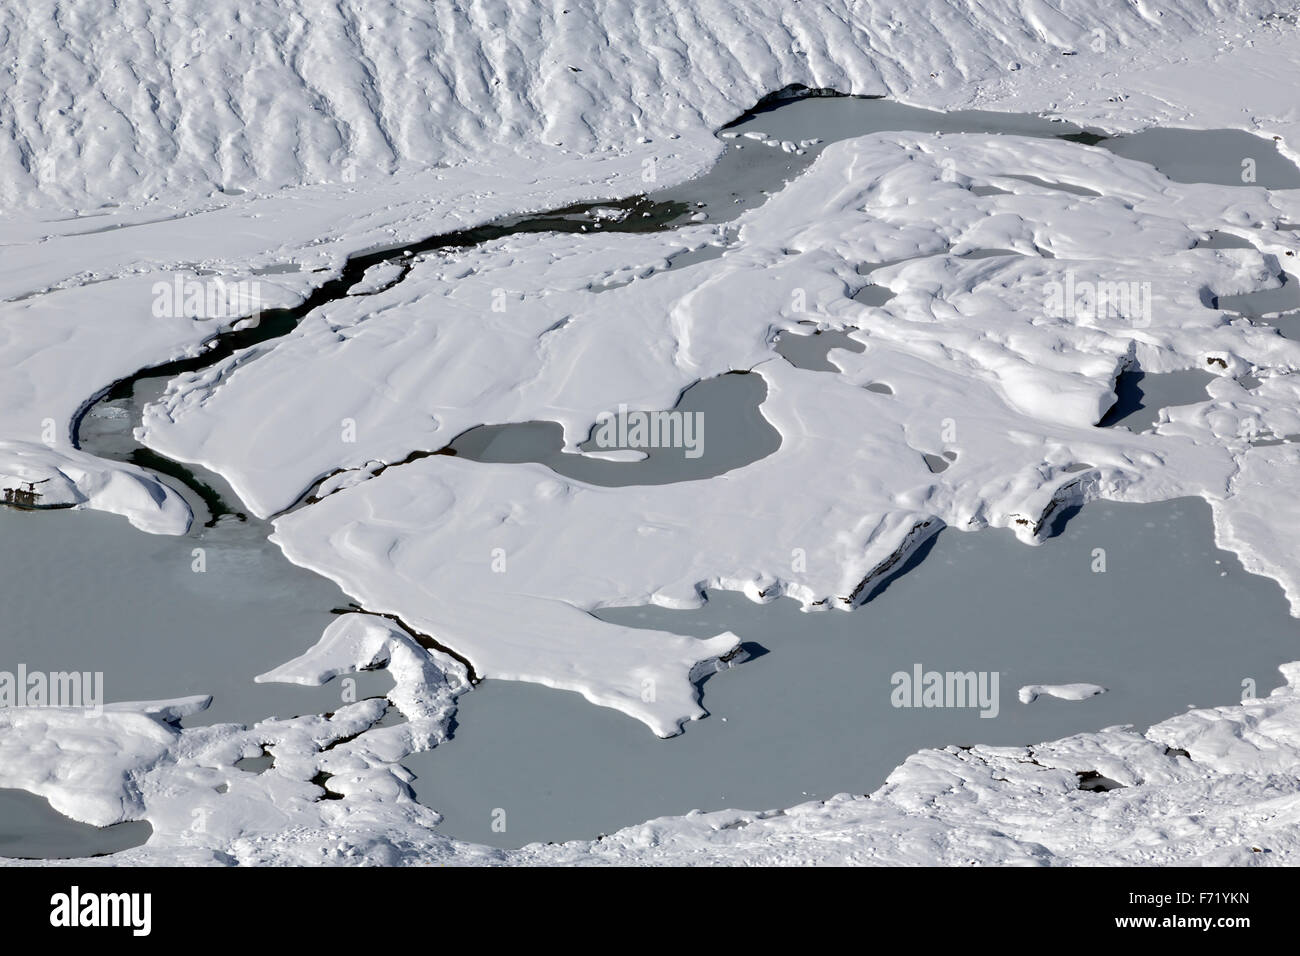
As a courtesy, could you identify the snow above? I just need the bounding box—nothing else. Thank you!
[7,642,1300,867]
[0,440,191,535]
[345,262,406,297]
[138,130,1300,520]
[134,125,1298,733]
[258,613,471,761]
[6,0,1300,534]
[12,0,1293,215]
[578,448,650,463]
[6,0,1300,865]
[1019,683,1108,704]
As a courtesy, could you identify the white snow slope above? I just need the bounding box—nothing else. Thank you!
[4,0,1300,865]
[4,0,1280,213]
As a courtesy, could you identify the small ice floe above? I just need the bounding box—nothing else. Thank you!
[347,261,405,296]
[580,448,649,462]
[1019,683,1107,704]
[88,404,129,421]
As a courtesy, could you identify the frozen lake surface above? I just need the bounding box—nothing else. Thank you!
[653,93,1300,231]
[0,506,392,730]
[449,371,780,485]
[0,788,151,859]
[4,91,1299,856]
[1101,368,1217,432]
[406,497,1299,848]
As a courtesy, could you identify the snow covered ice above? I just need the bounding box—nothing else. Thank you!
[3,0,1300,871]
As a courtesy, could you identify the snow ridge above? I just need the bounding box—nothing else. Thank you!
[1,0,1271,211]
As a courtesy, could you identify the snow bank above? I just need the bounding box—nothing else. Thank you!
[5,0,1286,213]
[0,441,191,534]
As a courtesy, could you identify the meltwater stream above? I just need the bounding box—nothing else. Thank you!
[6,90,1300,856]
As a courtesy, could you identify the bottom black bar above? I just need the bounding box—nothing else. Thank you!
[0,864,1275,940]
